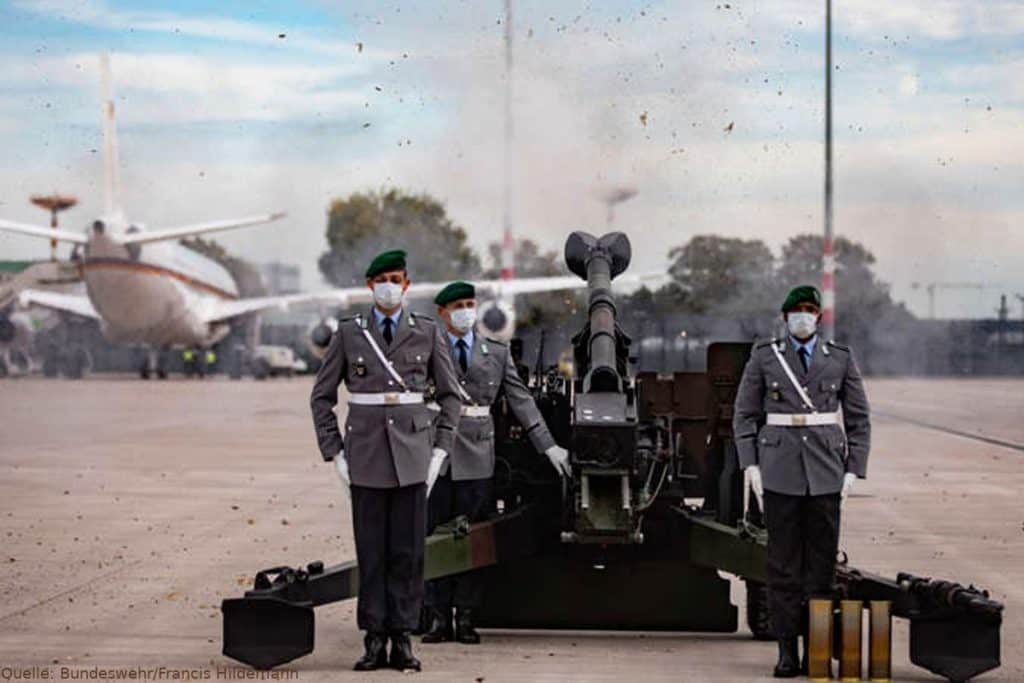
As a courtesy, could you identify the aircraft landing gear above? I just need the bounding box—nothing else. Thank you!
[141,349,169,380]
[61,343,91,379]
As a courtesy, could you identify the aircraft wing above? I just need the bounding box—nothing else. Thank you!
[203,270,667,323]
[199,288,361,323]
[119,212,287,246]
[0,218,88,244]
[17,289,100,319]
[406,271,665,301]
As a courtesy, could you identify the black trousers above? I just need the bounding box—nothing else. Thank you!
[424,473,493,611]
[350,483,426,633]
[763,490,841,639]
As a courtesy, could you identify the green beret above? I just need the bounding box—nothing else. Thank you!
[434,280,476,306]
[781,285,822,312]
[365,249,407,278]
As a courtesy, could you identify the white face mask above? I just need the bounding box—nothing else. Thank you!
[787,312,818,339]
[449,307,477,333]
[373,281,404,309]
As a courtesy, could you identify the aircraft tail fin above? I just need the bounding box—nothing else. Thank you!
[99,53,122,220]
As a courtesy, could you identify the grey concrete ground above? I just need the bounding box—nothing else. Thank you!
[0,377,1020,681]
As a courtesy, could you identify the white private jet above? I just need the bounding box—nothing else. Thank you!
[0,55,357,376]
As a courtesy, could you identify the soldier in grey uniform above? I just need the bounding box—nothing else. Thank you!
[421,281,570,645]
[310,249,462,672]
[733,285,871,678]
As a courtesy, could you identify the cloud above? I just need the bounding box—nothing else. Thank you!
[13,0,392,60]
[0,52,373,125]
[770,0,1024,41]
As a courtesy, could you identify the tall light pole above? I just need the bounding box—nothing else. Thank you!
[500,0,516,281]
[821,0,836,341]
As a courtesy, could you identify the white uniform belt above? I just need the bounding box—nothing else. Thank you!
[423,402,489,417]
[460,405,491,418]
[766,411,840,427]
[348,392,424,406]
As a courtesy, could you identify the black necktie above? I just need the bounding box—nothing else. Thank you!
[456,339,468,373]
[382,317,394,345]
[798,346,810,373]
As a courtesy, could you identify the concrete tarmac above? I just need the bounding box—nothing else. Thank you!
[0,377,1020,681]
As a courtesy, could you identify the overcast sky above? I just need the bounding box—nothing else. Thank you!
[0,0,1021,319]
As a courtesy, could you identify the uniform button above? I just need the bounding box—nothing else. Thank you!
[388,419,394,425]
[388,380,394,386]
[802,435,808,442]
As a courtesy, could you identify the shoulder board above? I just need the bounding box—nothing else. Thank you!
[826,340,850,352]
[484,337,507,347]
[409,312,433,321]
[337,314,359,323]
[753,338,779,350]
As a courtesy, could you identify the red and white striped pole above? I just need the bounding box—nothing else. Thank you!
[821,0,836,340]
[500,226,515,280]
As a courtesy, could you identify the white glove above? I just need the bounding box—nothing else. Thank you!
[334,450,350,487]
[744,465,764,509]
[841,472,857,501]
[545,445,571,477]
[426,448,447,497]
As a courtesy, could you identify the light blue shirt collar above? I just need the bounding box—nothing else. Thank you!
[448,329,474,362]
[372,306,402,332]
[789,334,817,364]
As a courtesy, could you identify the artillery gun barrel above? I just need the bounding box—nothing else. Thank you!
[564,231,632,393]
[585,249,617,390]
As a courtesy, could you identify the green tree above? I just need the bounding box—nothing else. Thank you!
[667,235,780,315]
[778,234,914,368]
[318,189,481,286]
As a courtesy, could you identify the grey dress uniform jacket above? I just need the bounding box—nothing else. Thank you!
[310,308,462,489]
[733,337,871,496]
[445,335,556,481]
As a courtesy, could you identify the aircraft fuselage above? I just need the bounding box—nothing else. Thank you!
[82,226,238,348]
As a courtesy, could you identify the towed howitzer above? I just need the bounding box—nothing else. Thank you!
[221,231,1003,681]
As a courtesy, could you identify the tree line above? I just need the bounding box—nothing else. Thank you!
[316,188,913,360]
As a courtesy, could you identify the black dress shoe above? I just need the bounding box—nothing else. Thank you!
[388,632,422,671]
[773,637,799,678]
[455,608,481,645]
[421,607,454,643]
[353,632,388,671]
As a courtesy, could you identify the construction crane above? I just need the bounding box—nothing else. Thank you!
[910,281,998,319]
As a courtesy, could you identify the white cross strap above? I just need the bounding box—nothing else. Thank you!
[770,342,817,412]
[359,325,408,390]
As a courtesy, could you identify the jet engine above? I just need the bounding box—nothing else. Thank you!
[477,298,516,341]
